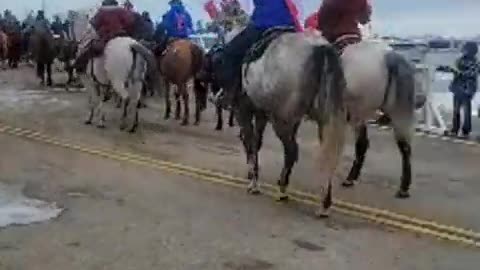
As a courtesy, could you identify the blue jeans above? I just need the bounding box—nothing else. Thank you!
[452,94,473,135]
[218,24,264,91]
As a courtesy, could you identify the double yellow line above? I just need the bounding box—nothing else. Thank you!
[0,123,479,248]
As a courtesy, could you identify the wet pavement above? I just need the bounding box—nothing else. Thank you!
[0,65,479,269]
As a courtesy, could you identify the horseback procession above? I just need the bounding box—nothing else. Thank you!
[0,0,429,218]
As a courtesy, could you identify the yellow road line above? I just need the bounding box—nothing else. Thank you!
[0,123,479,248]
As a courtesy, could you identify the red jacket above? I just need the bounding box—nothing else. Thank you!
[91,6,135,40]
[318,0,371,42]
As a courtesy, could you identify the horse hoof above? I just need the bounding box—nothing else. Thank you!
[96,124,106,129]
[395,190,410,199]
[84,120,92,125]
[315,208,330,219]
[194,121,200,126]
[181,121,189,126]
[276,193,289,202]
[341,179,355,188]
[128,127,137,133]
[247,187,261,195]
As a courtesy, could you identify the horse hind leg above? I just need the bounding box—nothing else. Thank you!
[174,89,182,120]
[228,109,235,127]
[164,81,172,120]
[193,79,207,126]
[343,123,369,187]
[111,81,130,131]
[37,63,45,85]
[236,104,261,194]
[215,105,224,130]
[390,115,413,198]
[180,85,190,126]
[126,81,143,133]
[46,62,53,86]
[273,120,300,201]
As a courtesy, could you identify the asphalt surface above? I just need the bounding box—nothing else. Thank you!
[0,66,479,269]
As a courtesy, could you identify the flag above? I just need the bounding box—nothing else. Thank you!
[204,0,304,31]
[204,0,220,19]
[204,0,253,18]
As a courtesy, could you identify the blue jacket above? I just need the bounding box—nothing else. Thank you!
[162,3,193,38]
[251,0,296,30]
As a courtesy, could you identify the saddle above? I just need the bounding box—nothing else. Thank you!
[157,37,182,57]
[243,26,296,64]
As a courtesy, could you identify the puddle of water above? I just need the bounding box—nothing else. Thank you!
[0,183,63,228]
[0,89,72,112]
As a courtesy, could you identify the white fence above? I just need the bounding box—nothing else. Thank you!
[392,43,452,134]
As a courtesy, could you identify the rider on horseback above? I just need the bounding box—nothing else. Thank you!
[161,0,193,39]
[51,15,65,38]
[140,11,154,41]
[214,0,302,109]
[73,0,135,73]
[33,11,51,34]
[317,0,371,53]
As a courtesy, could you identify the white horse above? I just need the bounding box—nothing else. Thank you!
[76,22,158,132]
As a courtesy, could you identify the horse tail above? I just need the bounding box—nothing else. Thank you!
[311,45,347,177]
[384,51,417,141]
[130,42,160,95]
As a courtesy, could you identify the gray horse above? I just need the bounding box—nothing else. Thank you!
[234,33,347,217]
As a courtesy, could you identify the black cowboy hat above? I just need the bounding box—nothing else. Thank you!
[102,0,118,6]
[168,0,182,5]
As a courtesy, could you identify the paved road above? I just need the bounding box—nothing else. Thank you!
[1,133,478,270]
[0,66,479,269]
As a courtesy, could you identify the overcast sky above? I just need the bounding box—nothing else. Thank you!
[0,0,478,37]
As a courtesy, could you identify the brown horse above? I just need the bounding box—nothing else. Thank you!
[158,39,207,125]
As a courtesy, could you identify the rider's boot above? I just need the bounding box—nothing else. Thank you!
[214,76,240,110]
[73,48,91,74]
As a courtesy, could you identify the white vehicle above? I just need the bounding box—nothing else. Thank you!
[189,33,219,52]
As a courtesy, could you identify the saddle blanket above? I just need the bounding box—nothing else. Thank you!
[243,26,296,64]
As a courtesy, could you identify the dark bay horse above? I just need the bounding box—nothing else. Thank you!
[197,43,236,131]
[56,37,78,85]
[157,39,207,125]
[30,30,57,86]
[6,30,22,68]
